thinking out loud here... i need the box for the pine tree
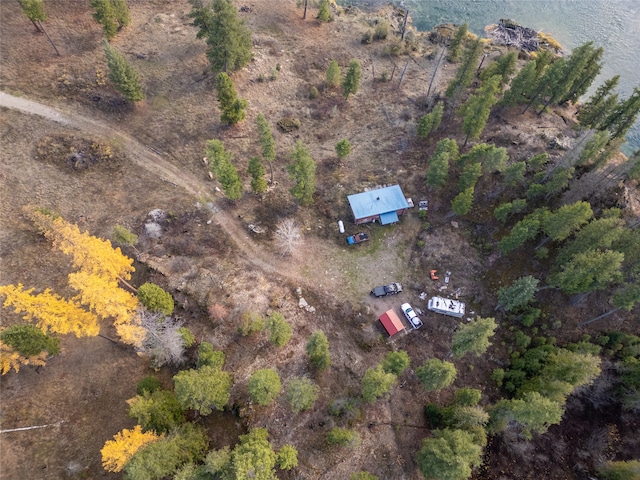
[415,429,482,480]
[101,425,161,473]
[416,359,457,392]
[480,51,517,87]
[326,59,341,88]
[426,138,458,189]
[445,37,483,98]
[248,156,267,194]
[577,75,620,128]
[17,0,46,31]
[522,57,567,114]
[0,284,99,337]
[500,60,537,108]
[215,72,247,125]
[232,428,278,479]
[335,139,351,159]
[306,330,331,370]
[451,187,475,216]
[103,40,144,102]
[488,392,563,440]
[459,75,501,146]
[203,0,252,73]
[277,445,298,470]
[216,155,243,200]
[503,161,526,186]
[560,43,604,105]
[498,212,542,255]
[173,366,232,415]
[447,23,468,62]
[188,0,214,39]
[549,249,624,294]
[361,365,397,403]
[288,141,316,206]
[417,103,444,139]
[91,0,118,40]
[317,0,331,22]
[137,283,174,315]
[256,114,276,182]
[111,0,131,29]
[0,325,59,375]
[600,87,640,139]
[538,201,593,247]
[285,377,319,413]
[265,312,292,347]
[451,317,497,358]
[458,143,507,173]
[381,350,411,376]
[497,276,539,312]
[248,368,282,406]
[342,59,361,99]
[127,389,186,434]
[205,139,232,176]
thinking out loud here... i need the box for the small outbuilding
[348,185,411,225]
[379,309,406,337]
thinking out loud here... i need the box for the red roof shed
[379,309,405,337]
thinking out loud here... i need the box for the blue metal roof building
[347,185,410,225]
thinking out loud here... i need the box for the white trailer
[427,296,465,318]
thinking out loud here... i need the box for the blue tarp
[379,211,399,225]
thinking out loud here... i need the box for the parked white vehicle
[427,296,465,318]
[401,303,423,329]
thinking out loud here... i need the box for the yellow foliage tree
[0,284,99,337]
[0,341,47,375]
[101,425,161,473]
[68,271,144,346]
[27,208,135,282]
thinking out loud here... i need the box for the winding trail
[0,91,317,289]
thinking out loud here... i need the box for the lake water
[338,0,640,154]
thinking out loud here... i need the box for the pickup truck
[346,232,369,245]
[371,282,403,297]
[401,302,423,329]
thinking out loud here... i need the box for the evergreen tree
[381,350,410,375]
[559,42,604,105]
[416,359,457,392]
[538,201,593,246]
[111,0,131,29]
[522,57,567,114]
[17,0,46,31]
[335,139,351,159]
[248,156,267,194]
[306,330,331,370]
[577,75,620,128]
[361,365,397,403]
[451,317,497,358]
[0,324,59,358]
[188,0,214,39]
[231,428,277,480]
[342,59,361,99]
[549,249,624,294]
[202,0,252,72]
[216,155,243,201]
[445,37,483,98]
[458,143,508,173]
[91,0,118,40]
[577,130,611,166]
[325,59,341,88]
[426,138,458,189]
[205,139,232,174]
[418,103,444,138]
[327,427,360,448]
[317,0,330,22]
[137,282,174,315]
[447,23,468,62]
[459,75,501,146]
[256,114,276,183]
[488,392,563,440]
[498,212,542,255]
[597,460,640,480]
[265,312,292,347]
[415,429,483,480]
[288,141,316,206]
[503,161,527,186]
[556,216,625,267]
[103,40,144,102]
[480,51,517,87]
[248,368,282,406]
[533,50,554,79]
[277,445,298,470]
[285,377,319,413]
[127,389,186,434]
[497,276,539,312]
[600,87,640,139]
[215,72,247,125]
[173,366,232,415]
[451,187,474,216]
[500,60,537,108]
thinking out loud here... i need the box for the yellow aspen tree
[0,341,47,375]
[67,271,144,346]
[101,425,161,473]
[0,284,99,337]
[27,208,134,282]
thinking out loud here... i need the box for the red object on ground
[430,270,439,280]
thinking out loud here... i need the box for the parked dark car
[371,283,403,297]
[346,232,369,245]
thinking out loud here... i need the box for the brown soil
[0,1,637,480]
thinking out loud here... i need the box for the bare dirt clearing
[1,1,638,479]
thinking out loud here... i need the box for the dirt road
[0,91,317,288]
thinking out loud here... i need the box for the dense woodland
[1,1,639,480]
